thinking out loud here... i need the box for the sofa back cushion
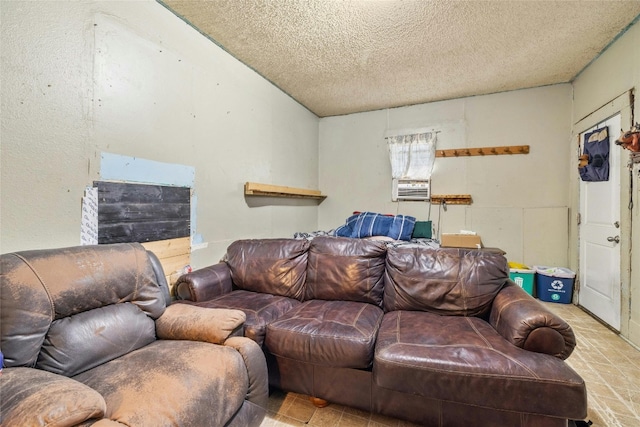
[226,239,310,300]
[306,236,387,305]
[0,243,165,374]
[39,303,156,376]
[383,247,508,316]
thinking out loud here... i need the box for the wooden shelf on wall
[430,194,473,205]
[244,182,327,201]
[436,145,529,158]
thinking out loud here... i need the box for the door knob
[607,235,620,244]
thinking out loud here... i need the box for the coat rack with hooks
[430,194,473,205]
[436,145,529,158]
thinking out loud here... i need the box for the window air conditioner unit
[392,178,431,201]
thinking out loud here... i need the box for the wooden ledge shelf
[244,182,327,201]
[436,145,529,157]
[430,194,473,205]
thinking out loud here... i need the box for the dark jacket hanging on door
[579,127,610,182]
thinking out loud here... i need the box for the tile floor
[547,302,640,427]
[259,302,640,426]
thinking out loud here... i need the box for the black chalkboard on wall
[95,181,190,244]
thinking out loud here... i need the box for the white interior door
[578,114,621,330]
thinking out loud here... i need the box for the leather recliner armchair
[0,243,268,427]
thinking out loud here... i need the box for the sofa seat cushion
[266,299,383,369]
[73,340,249,427]
[183,290,301,347]
[374,311,587,419]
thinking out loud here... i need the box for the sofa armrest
[156,303,245,344]
[489,282,576,359]
[224,336,269,409]
[175,263,233,302]
[0,367,106,427]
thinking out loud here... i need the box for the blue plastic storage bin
[534,266,575,304]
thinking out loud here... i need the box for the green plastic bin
[509,268,535,296]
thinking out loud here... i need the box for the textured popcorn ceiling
[160,1,640,117]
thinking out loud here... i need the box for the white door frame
[572,90,633,336]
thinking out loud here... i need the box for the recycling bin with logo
[534,266,575,304]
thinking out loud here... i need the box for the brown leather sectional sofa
[176,236,588,427]
[0,243,268,427]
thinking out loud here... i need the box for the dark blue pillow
[388,215,416,241]
[335,214,358,237]
[350,212,393,238]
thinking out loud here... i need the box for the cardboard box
[440,233,483,249]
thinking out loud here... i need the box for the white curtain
[387,132,437,179]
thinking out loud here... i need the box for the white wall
[0,1,319,266]
[319,85,573,267]
[2,0,634,288]
[571,19,640,345]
